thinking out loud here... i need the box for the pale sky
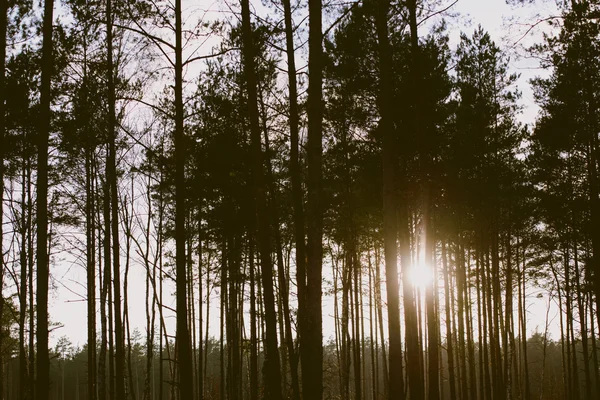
[47,0,563,349]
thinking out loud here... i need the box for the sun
[408,261,433,289]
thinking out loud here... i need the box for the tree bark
[105,0,126,397]
[36,0,54,394]
[19,158,28,400]
[0,0,7,392]
[173,0,195,396]
[239,0,284,398]
[304,0,324,396]
[260,93,301,400]
[85,105,97,400]
[280,1,308,396]
[442,241,456,400]
[373,0,405,398]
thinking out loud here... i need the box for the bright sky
[48,0,563,348]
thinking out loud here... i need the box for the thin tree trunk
[374,246,388,398]
[197,218,203,400]
[0,0,7,392]
[574,242,592,398]
[86,137,97,400]
[505,235,515,400]
[99,172,108,400]
[589,291,599,398]
[260,97,301,400]
[249,234,258,400]
[341,251,351,399]
[455,234,468,400]
[368,251,377,400]
[123,190,136,400]
[518,239,530,400]
[280,0,308,396]
[464,250,477,400]
[105,0,125,397]
[143,167,156,400]
[82,28,97,400]
[476,243,486,400]
[352,250,362,400]
[203,249,210,398]
[220,245,226,400]
[333,250,343,396]
[27,155,35,400]
[158,145,165,400]
[20,160,28,400]
[227,232,241,400]
[442,241,456,400]
[108,207,115,400]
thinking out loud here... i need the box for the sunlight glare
[408,261,433,289]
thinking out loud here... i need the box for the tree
[173,0,195,395]
[36,0,55,395]
[303,0,324,395]
[373,0,405,398]
[239,0,284,399]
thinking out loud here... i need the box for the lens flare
[408,261,433,289]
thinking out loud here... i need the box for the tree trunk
[407,1,439,397]
[239,0,284,397]
[27,157,35,400]
[106,0,126,393]
[173,0,195,395]
[249,234,258,400]
[373,0,405,398]
[260,95,301,400]
[304,0,324,396]
[99,173,109,400]
[197,220,203,400]
[19,157,28,400]
[157,147,165,400]
[442,241,456,400]
[0,0,7,392]
[374,245,388,398]
[86,122,97,400]
[36,0,54,394]
[281,0,308,395]
[454,234,472,399]
[401,206,424,400]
